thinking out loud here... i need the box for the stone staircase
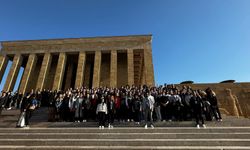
[0,107,250,149]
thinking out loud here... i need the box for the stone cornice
[1,35,152,55]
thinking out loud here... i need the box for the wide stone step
[1,127,250,133]
[0,139,250,146]
[2,108,250,128]
[0,146,250,150]
[0,132,249,139]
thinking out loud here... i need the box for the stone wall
[176,82,250,118]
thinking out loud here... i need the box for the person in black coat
[107,95,115,128]
[0,92,8,115]
[206,88,222,121]
[20,92,37,127]
[5,91,13,110]
[61,93,70,122]
[16,92,23,109]
[198,90,212,121]
[160,90,169,121]
[48,90,56,122]
[190,90,206,128]
[132,94,142,124]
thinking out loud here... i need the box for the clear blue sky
[0,0,250,91]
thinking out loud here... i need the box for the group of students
[0,90,38,128]
[0,84,222,129]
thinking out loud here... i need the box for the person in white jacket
[143,92,155,129]
[96,96,108,129]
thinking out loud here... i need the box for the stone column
[127,49,134,86]
[36,53,52,91]
[143,44,155,86]
[3,54,23,92]
[64,62,74,90]
[19,54,37,94]
[75,52,86,89]
[110,50,117,88]
[92,51,101,88]
[0,55,9,83]
[52,53,67,91]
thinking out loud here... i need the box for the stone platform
[0,108,250,149]
[1,107,250,128]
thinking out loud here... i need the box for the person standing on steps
[132,94,142,124]
[107,94,115,128]
[0,92,8,115]
[190,90,206,129]
[96,96,108,129]
[20,92,37,128]
[143,92,155,129]
[206,88,222,121]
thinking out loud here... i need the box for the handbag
[29,105,36,110]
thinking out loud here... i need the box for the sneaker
[99,126,102,129]
[202,124,206,128]
[108,124,111,129]
[101,126,104,129]
[144,125,148,129]
[151,125,154,129]
[24,125,30,129]
[196,125,200,129]
[7,107,11,110]
[111,125,113,129]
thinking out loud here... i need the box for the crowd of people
[0,84,222,129]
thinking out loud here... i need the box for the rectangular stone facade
[0,35,155,92]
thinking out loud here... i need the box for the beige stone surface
[100,53,110,87]
[110,50,117,88]
[75,52,86,89]
[64,62,74,90]
[117,53,128,87]
[133,50,143,86]
[52,53,67,91]
[92,51,101,88]
[44,55,57,90]
[83,57,92,88]
[3,54,22,92]
[143,44,155,86]
[1,35,152,55]
[0,55,9,83]
[19,54,37,94]
[0,35,155,88]
[36,53,52,91]
[27,57,42,92]
[127,49,134,86]
[176,82,250,118]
